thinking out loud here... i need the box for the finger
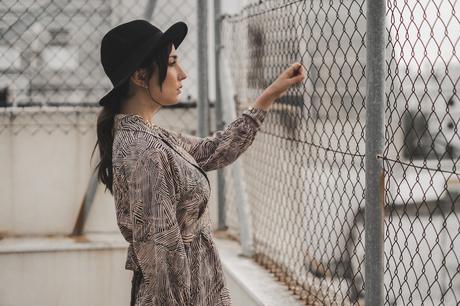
[287,65,304,80]
[282,63,297,76]
[289,70,305,84]
[291,62,302,70]
[287,63,303,77]
[293,66,304,78]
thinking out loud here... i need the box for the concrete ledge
[0,233,128,254]
[214,237,304,306]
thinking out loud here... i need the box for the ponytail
[91,84,126,194]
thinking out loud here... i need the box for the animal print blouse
[112,106,267,305]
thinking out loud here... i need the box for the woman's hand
[254,62,305,111]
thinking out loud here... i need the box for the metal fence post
[197,0,209,137]
[72,168,99,236]
[365,0,385,305]
[219,41,254,257]
[143,0,158,20]
[233,163,254,257]
[213,0,227,230]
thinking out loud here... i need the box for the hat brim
[158,21,188,50]
[99,21,188,107]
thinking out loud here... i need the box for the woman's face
[147,45,187,105]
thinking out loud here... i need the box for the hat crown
[100,20,163,86]
[98,20,188,106]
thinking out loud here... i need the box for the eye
[169,61,177,66]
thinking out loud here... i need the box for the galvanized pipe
[365,0,386,304]
[143,0,158,20]
[72,170,98,236]
[213,0,227,230]
[219,50,254,256]
[233,163,254,257]
[197,0,209,137]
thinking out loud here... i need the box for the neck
[120,92,163,124]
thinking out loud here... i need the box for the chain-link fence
[384,0,460,304]
[219,0,459,305]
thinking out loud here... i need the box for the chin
[172,97,181,104]
[163,98,178,106]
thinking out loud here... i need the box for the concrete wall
[0,106,220,237]
[0,108,104,236]
[0,234,131,306]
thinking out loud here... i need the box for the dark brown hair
[91,42,173,194]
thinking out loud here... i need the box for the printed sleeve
[128,149,190,305]
[168,106,268,171]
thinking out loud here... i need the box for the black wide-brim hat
[99,20,188,106]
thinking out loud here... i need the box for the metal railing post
[365,0,385,304]
[214,0,227,230]
[197,0,209,137]
[72,169,99,236]
[233,163,253,257]
[143,0,158,20]
[219,43,254,257]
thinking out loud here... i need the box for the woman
[94,20,305,306]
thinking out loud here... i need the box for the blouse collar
[113,113,203,171]
[114,113,162,132]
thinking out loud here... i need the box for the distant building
[0,0,113,105]
[0,0,199,106]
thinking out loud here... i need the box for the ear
[130,69,148,88]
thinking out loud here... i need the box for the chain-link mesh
[221,0,459,305]
[0,0,201,134]
[222,1,367,304]
[384,0,460,304]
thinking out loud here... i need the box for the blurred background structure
[1,0,459,305]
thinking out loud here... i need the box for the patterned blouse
[112,106,267,306]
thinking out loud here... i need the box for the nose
[177,63,187,81]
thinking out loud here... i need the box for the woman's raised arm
[166,62,305,171]
[166,106,267,171]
